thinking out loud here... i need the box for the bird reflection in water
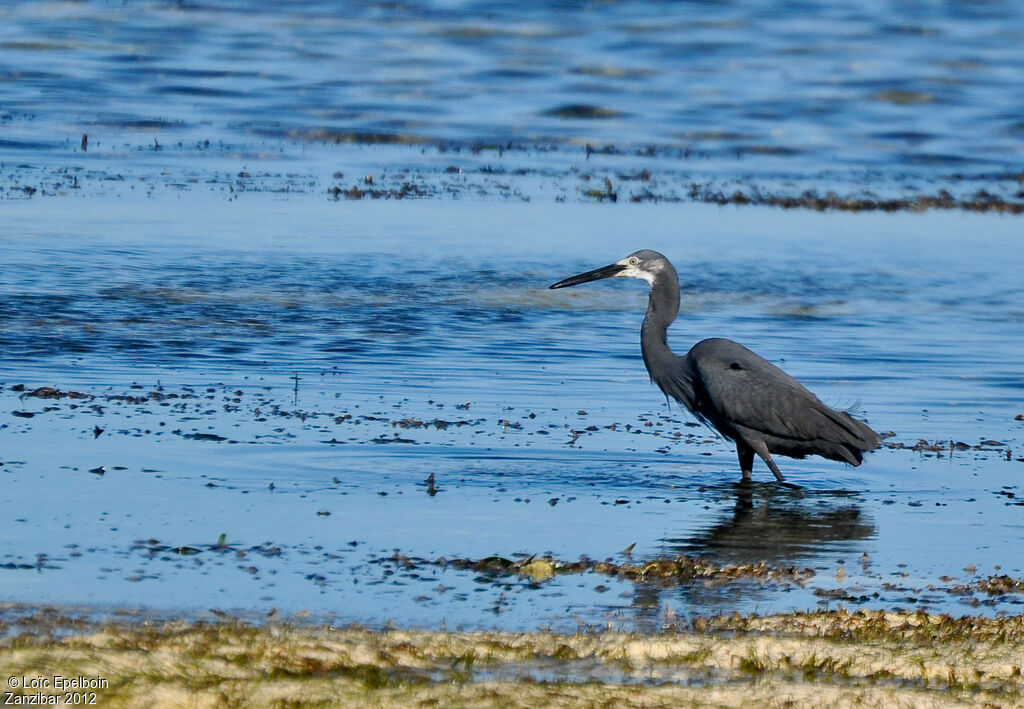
[626,484,875,622]
[669,484,874,566]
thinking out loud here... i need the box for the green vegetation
[1,607,1021,708]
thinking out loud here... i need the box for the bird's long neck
[640,268,680,366]
[640,266,697,410]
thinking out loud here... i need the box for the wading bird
[549,249,880,483]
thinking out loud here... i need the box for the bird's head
[549,249,671,289]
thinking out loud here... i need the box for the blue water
[0,2,1022,630]
[2,197,1023,629]
[1,0,1022,202]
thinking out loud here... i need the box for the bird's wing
[687,340,871,446]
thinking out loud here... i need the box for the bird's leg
[750,441,786,483]
[736,443,754,482]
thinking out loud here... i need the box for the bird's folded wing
[691,354,870,446]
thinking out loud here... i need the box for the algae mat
[2,608,1021,708]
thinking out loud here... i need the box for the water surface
[1,198,1022,629]
[1,1,1022,203]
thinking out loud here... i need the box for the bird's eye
[628,257,639,266]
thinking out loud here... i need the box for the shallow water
[2,1,1022,629]
[2,1,1023,203]
[2,197,1023,629]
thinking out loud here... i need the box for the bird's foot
[774,480,805,494]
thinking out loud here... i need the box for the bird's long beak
[549,262,626,289]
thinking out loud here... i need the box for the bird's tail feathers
[807,440,860,466]
[820,406,881,452]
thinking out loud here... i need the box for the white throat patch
[617,261,659,286]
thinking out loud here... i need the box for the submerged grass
[1,608,1021,708]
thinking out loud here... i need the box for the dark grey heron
[549,249,880,483]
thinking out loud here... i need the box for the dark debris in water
[380,551,815,587]
[131,537,283,559]
[682,185,1024,214]
[328,182,431,200]
[948,575,1024,598]
[18,386,91,400]
[4,152,1023,213]
[883,436,1018,460]
[4,378,1024,621]
[179,432,228,442]
[4,382,1018,469]
[392,417,482,430]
